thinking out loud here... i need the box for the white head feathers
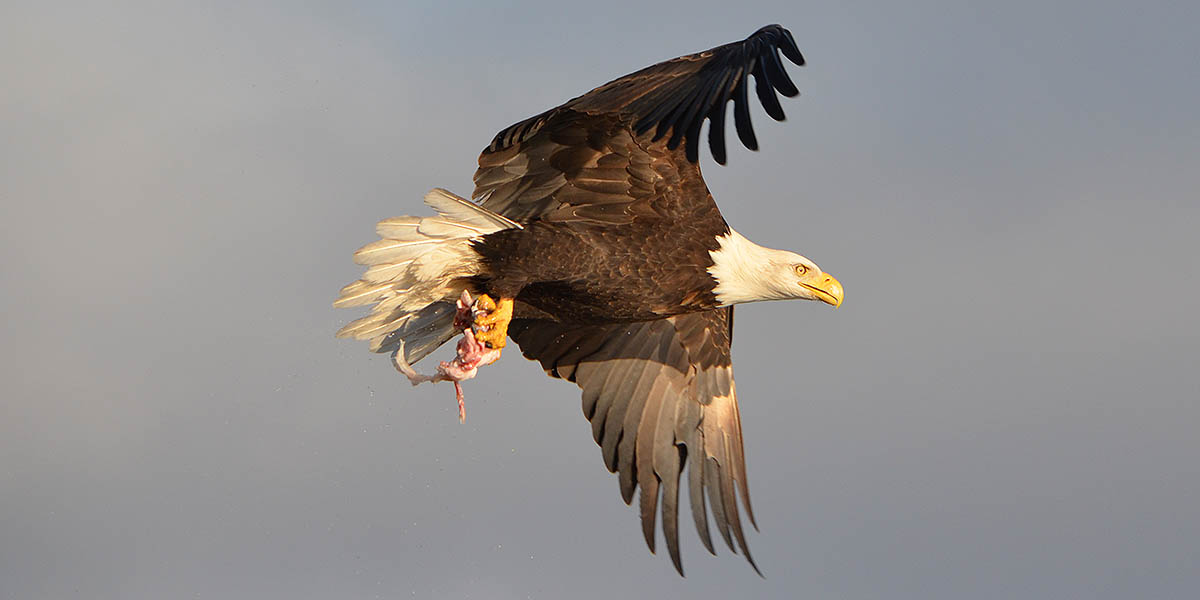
[707,228,842,307]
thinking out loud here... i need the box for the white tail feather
[335,189,517,360]
[333,280,394,308]
[353,238,445,266]
[423,188,521,231]
[362,261,413,284]
[375,217,421,238]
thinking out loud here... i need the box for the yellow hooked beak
[802,272,843,308]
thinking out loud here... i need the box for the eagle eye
[794,264,809,276]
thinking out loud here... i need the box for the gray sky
[3,1,1199,598]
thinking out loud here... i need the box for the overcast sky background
[3,1,1199,598]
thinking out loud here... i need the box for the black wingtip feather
[707,101,728,165]
[764,48,800,97]
[753,62,787,121]
[732,79,757,151]
[778,28,806,65]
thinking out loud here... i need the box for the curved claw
[471,294,513,350]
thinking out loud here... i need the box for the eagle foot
[388,290,502,423]
[470,294,513,350]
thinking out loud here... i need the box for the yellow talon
[472,295,513,350]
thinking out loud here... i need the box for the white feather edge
[423,188,521,231]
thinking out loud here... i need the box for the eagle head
[708,229,843,308]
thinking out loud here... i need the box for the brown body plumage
[470,116,729,323]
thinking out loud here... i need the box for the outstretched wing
[472,24,805,224]
[509,308,759,575]
[487,24,804,165]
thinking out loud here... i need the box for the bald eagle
[335,24,843,575]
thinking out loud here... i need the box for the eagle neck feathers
[706,228,800,306]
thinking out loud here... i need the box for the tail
[334,188,519,364]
